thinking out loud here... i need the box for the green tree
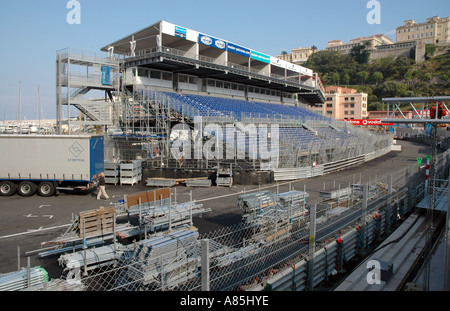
[356,70,369,85]
[331,72,340,85]
[351,44,370,64]
[374,81,408,98]
[342,73,350,85]
[372,71,384,85]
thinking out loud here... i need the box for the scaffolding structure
[56,48,121,134]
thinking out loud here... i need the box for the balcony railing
[124,46,322,91]
[57,48,121,66]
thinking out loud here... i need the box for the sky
[0,0,448,121]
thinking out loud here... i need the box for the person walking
[97,172,110,200]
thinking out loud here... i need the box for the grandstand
[56,20,393,181]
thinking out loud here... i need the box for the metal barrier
[274,145,393,181]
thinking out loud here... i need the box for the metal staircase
[56,48,120,133]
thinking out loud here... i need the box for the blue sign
[227,42,250,58]
[101,66,112,86]
[175,26,187,39]
[199,33,227,50]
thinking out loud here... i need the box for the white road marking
[27,227,43,232]
[0,224,71,240]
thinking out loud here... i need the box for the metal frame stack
[216,168,233,187]
[58,244,122,273]
[0,267,48,291]
[120,160,142,186]
[104,160,120,185]
[142,202,210,232]
[237,191,277,214]
[125,226,200,288]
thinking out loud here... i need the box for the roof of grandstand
[102,21,325,104]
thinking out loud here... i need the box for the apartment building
[312,86,368,119]
[325,34,394,54]
[396,16,450,45]
[276,46,314,64]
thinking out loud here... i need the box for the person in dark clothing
[97,172,110,200]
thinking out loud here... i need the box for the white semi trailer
[0,135,104,197]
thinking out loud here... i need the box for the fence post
[201,239,210,291]
[17,246,20,271]
[359,184,368,256]
[306,204,316,291]
[83,218,88,276]
[407,165,414,213]
[386,175,392,234]
[26,257,31,288]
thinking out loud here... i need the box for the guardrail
[274,146,393,181]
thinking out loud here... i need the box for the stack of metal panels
[143,202,211,231]
[126,227,199,286]
[0,267,48,291]
[58,244,123,271]
[145,179,176,187]
[319,187,352,200]
[104,161,120,185]
[278,190,309,206]
[243,203,307,225]
[237,190,277,213]
[126,198,171,216]
[185,179,211,187]
[216,169,233,187]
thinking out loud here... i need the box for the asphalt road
[0,139,435,279]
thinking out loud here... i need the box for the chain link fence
[40,149,450,291]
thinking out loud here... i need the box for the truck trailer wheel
[17,181,37,197]
[38,181,55,197]
[0,181,17,196]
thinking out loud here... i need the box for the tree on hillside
[342,73,350,85]
[372,71,383,85]
[374,80,408,98]
[351,44,370,64]
[331,72,340,85]
[356,70,369,85]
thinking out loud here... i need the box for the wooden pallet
[78,206,116,239]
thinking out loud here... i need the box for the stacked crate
[120,160,142,186]
[104,160,120,185]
